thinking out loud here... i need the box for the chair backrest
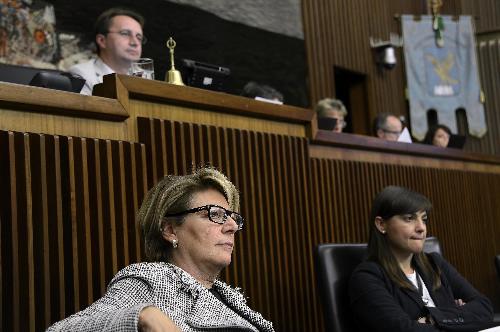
[423,236,443,256]
[315,243,367,332]
[315,237,442,332]
[495,255,500,282]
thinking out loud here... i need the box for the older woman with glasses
[47,167,274,332]
[315,98,348,133]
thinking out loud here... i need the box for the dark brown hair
[94,7,145,54]
[367,186,441,290]
[423,124,452,145]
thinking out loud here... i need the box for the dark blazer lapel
[415,262,445,307]
[401,285,425,307]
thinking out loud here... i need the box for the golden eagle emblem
[425,53,459,84]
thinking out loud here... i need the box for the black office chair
[315,237,441,332]
[423,236,443,255]
[494,255,500,324]
[495,255,500,282]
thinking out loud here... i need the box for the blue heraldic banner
[402,15,486,140]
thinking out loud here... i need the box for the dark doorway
[334,67,370,135]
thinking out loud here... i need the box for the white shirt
[68,57,114,95]
[407,271,436,307]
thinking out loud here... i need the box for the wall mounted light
[370,33,404,70]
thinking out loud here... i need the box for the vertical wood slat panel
[2,121,500,332]
[309,157,500,315]
[0,131,147,332]
[7,133,19,332]
[40,136,51,326]
[137,118,316,331]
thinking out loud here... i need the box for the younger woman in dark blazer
[349,186,494,331]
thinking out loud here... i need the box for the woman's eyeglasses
[165,204,244,230]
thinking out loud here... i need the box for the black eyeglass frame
[106,29,147,45]
[165,204,244,230]
[381,128,402,136]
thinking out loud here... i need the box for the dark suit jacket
[349,253,493,331]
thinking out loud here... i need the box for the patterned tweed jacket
[46,262,274,332]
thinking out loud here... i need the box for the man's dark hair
[241,81,284,102]
[372,112,395,136]
[94,7,145,54]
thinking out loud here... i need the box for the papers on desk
[479,326,500,332]
[255,96,283,105]
[397,127,413,143]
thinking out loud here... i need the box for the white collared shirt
[68,57,114,95]
[407,271,436,307]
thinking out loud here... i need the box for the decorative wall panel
[310,157,500,321]
[138,117,319,331]
[0,131,147,332]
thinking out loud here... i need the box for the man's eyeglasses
[107,29,147,45]
[165,204,244,230]
[382,128,402,136]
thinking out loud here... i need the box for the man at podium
[69,7,146,95]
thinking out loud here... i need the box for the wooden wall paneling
[250,131,272,317]
[359,162,373,240]
[136,118,317,331]
[52,136,66,323]
[66,137,147,329]
[267,132,287,324]
[476,39,500,155]
[90,138,106,298]
[289,135,314,330]
[461,0,500,32]
[322,159,335,242]
[309,157,500,316]
[308,158,324,331]
[302,0,500,156]
[270,132,294,328]
[231,129,250,297]
[0,130,147,331]
[279,135,300,326]
[315,159,328,242]
[297,137,320,332]
[352,161,366,241]
[333,160,346,242]
[0,213,2,330]
[222,128,241,284]
[326,158,338,242]
[12,132,28,332]
[345,161,357,240]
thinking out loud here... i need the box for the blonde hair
[315,98,348,117]
[137,167,240,262]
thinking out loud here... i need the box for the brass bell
[165,37,185,85]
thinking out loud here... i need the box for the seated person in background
[373,112,403,141]
[423,124,452,148]
[46,167,274,332]
[315,98,348,133]
[241,81,284,103]
[69,8,145,95]
[349,186,494,332]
